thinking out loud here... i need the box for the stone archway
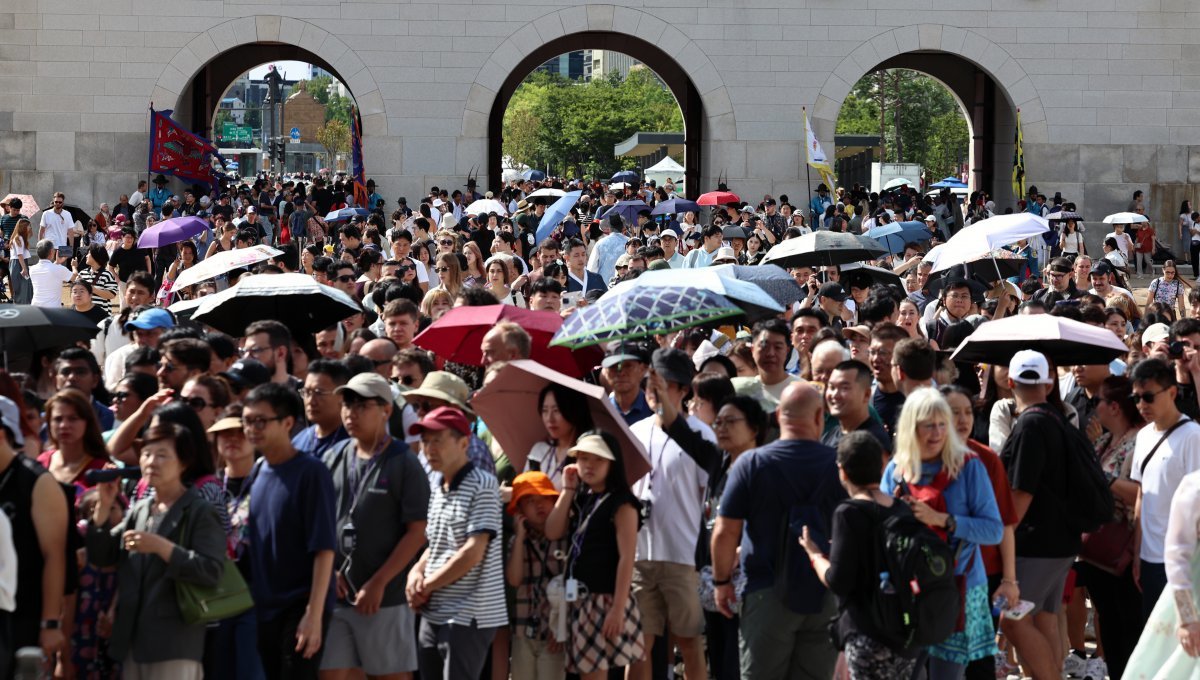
[811,24,1047,205]
[459,4,736,192]
[148,15,387,138]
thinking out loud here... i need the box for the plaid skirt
[567,593,645,674]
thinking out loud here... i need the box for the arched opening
[175,44,359,177]
[830,52,1016,205]
[487,32,703,197]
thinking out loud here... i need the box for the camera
[1169,340,1186,359]
[83,467,141,485]
[340,521,357,554]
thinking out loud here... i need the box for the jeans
[1139,560,1168,625]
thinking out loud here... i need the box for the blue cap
[124,308,175,332]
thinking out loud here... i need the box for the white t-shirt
[630,414,715,566]
[1131,417,1200,563]
[29,261,71,307]
[39,209,71,248]
[0,511,14,613]
[1104,231,1133,259]
[1060,230,1084,254]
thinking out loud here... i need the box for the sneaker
[1063,652,1088,678]
[994,651,1018,679]
[1083,656,1108,680]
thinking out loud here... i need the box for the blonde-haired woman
[431,252,465,299]
[420,287,454,322]
[483,255,525,307]
[880,387,1003,680]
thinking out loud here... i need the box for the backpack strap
[1139,417,1191,478]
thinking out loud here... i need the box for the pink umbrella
[471,360,649,484]
[1,194,39,217]
[949,314,1128,366]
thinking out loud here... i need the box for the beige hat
[206,416,243,434]
[568,433,616,461]
[335,373,394,403]
[841,325,872,341]
[403,371,473,414]
[713,246,737,264]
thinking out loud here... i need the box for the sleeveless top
[0,456,49,621]
[567,489,639,594]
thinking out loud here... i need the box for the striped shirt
[78,267,118,314]
[421,462,508,628]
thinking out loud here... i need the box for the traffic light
[267,137,280,159]
[277,138,287,170]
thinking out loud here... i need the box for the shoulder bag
[174,505,254,625]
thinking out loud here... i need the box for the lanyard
[345,437,392,515]
[644,426,671,496]
[567,492,610,577]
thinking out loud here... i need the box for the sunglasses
[183,397,211,410]
[112,391,132,402]
[1131,388,1169,405]
[434,267,449,273]
[438,239,454,246]
[335,275,356,283]
[395,375,416,386]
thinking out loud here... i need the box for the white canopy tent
[644,156,685,190]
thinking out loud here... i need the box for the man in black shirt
[312,179,335,216]
[999,349,1079,680]
[822,360,892,453]
[211,194,235,222]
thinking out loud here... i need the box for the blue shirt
[880,456,1003,589]
[292,424,349,461]
[720,438,846,602]
[587,232,628,284]
[612,391,653,427]
[247,451,338,618]
[148,187,171,213]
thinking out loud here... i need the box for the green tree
[316,119,350,167]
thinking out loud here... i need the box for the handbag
[1081,420,1188,575]
[174,506,253,625]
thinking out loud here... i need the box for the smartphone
[84,467,142,485]
[1003,600,1036,621]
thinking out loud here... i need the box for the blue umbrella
[651,198,701,216]
[535,190,583,244]
[324,207,370,223]
[608,199,651,225]
[866,221,934,254]
[931,176,967,189]
[610,170,640,185]
[521,169,546,182]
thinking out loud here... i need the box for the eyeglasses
[240,346,271,357]
[412,400,440,413]
[242,415,284,429]
[946,293,972,302]
[395,375,416,386]
[300,387,332,399]
[615,265,628,271]
[713,416,746,429]
[183,397,211,410]
[112,391,132,402]
[1131,388,1168,405]
[438,239,454,246]
[433,267,449,273]
[335,275,356,283]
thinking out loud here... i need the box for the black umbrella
[61,204,91,226]
[760,231,888,268]
[712,264,806,307]
[0,305,100,366]
[841,263,903,289]
[191,273,361,337]
[926,256,1026,288]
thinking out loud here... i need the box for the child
[545,430,644,680]
[506,471,567,679]
[73,488,125,680]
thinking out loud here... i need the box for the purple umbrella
[137,216,209,248]
[607,199,651,225]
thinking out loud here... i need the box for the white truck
[871,162,923,193]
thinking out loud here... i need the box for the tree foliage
[502,67,684,178]
[316,119,350,166]
[836,69,970,181]
[300,74,354,127]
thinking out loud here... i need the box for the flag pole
[803,107,813,225]
[147,104,154,205]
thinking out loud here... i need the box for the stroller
[1151,237,1179,264]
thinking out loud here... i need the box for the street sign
[222,122,252,143]
[289,127,301,143]
[234,126,251,143]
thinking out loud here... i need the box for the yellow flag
[1012,109,1025,198]
[804,109,836,189]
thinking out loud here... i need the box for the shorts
[1015,556,1074,615]
[631,561,704,638]
[319,603,418,674]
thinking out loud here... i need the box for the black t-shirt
[822,415,893,454]
[1000,404,1082,557]
[872,387,906,435]
[312,188,335,216]
[109,245,150,282]
[212,204,234,221]
[76,305,107,325]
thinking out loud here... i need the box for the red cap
[408,405,470,437]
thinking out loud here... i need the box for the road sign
[289,127,301,143]
[222,122,252,143]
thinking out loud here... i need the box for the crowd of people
[0,170,1196,680]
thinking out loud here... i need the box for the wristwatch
[944,515,957,536]
[40,619,60,630]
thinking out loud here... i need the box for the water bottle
[879,570,896,594]
[991,595,1008,618]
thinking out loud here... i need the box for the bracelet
[712,577,731,586]
[1001,579,1019,586]
[563,486,577,492]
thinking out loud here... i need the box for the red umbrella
[697,190,741,206]
[413,305,602,377]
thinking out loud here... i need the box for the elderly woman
[881,388,1003,680]
[86,423,226,679]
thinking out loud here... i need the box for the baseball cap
[1089,260,1114,276]
[651,347,694,386]
[647,259,671,271]
[818,282,847,302]
[207,416,243,434]
[0,396,24,446]
[1142,322,1171,347]
[841,325,872,342]
[408,405,470,437]
[602,341,650,369]
[335,373,394,404]
[506,471,560,515]
[246,205,256,214]
[124,308,175,332]
[220,358,271,392]
[1009,349,1053,385]
[568,433,616,461]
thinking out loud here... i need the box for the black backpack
[1025,405,1114,533]
[854,500,960,652]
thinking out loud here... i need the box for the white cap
[0,396,24,446]
[1009,349,1052,385]
[1142,322,1170,347]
